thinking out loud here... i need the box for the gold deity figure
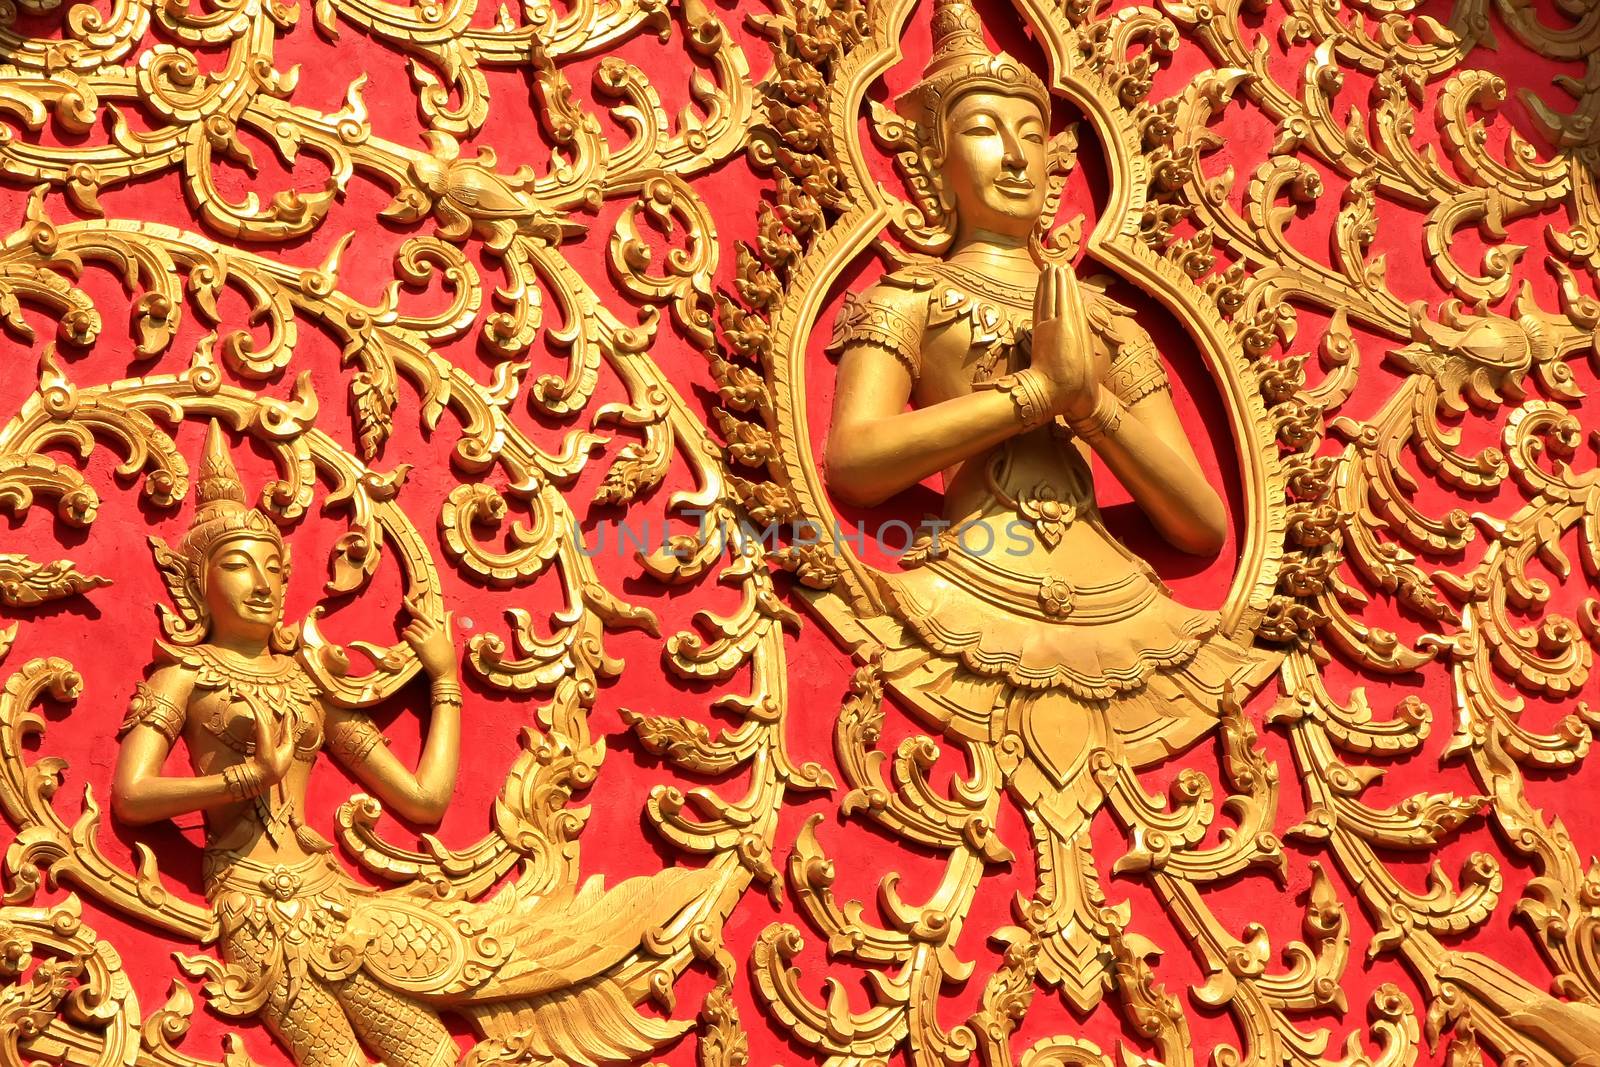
[826,0,1268,1009]
[112,422,712,1067]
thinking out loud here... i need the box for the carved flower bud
[1038,576,1074,618]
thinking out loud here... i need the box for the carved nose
[999,130,1025,167]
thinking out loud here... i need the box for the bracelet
[993,369,1055,432]
[1066,389,1124,443]
[223,761,263,801]
[431,678,463,708]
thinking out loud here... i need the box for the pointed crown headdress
[150,421,288,644]
[896,0,1050,157]
[178,420,284,564]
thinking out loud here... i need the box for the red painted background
[1,0,1595,1063]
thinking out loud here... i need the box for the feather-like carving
[147,536,205,644]
[0,555,110,607]
[464,981,692,1067]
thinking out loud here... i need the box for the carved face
[200,537,285,644]
[937,91,1047,241]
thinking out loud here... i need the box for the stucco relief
[0,0,1598,1064]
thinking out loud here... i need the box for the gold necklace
[193,644,299,681]
[927,260,1035,308]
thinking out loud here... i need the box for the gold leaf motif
[0,555,110,608]
[1,0,1598,1061]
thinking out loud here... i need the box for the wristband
[431,678,463,708]
[223,761,264,801]
[993,369,1055,432]
[1067,389,1123,443]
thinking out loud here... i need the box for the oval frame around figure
[747,0,1293,1010]
[763,0,1289,698]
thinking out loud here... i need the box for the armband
[826,291,924,381]
[119,682,185,745]
[1104,337,1169,407]
[327,716,385,765]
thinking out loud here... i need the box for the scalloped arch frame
[761,0,1287,648]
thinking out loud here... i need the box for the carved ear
[273,544,298,653]
[1033,124,1085,262]
[148,536,206,644]
[865,101,953,255]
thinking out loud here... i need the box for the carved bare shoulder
[826,272,934,381]
[1082,290,1169,407]
[118,663,197,744]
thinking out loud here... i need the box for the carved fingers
[1030,264,1099,419]
[402,594,458,681]
[251,711,295,784]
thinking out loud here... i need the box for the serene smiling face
[201,537,285,644]
[937,91,1048,241]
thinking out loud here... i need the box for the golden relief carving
[801,0,1277,1015]
[108,420,717,1067]
[0,0,1597,1063]
[711,0,1600,1063]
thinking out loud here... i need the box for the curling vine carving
[0,0,1598,1063]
